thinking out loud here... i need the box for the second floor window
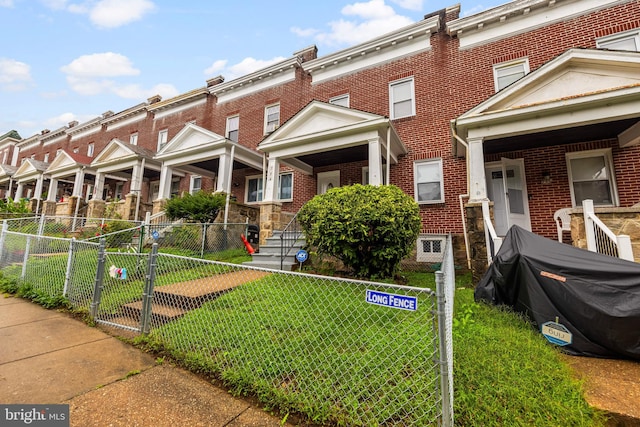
[389,77,415,119]
[130,133,138,146]
[87,143,94,157]
[329,94,350,107]
[265,104,280,134]
[493,58,529,91]
[227,115,239,142]
[597,29,640,52]
[157,129,168,150]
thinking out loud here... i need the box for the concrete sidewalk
[0,295,292,427]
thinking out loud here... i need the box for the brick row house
[1,0,639,279]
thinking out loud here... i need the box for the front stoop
[121,270,271,325]
[242,230,305,271]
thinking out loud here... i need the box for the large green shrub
[298,184,421,279]
[165,191,227,223]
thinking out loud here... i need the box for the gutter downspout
[450,119,471,270]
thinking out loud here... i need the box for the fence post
[21,235,31,280]
[63,238,76,297]
[617,235,634,261]
[90,238,107,318]
[140,243,159,334]
[435,270,453,427]
[201,223,206,258]
[37,213,46,236]
[0,220,7,266]
[582,199,597,253]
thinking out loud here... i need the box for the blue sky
[0,0,506,139]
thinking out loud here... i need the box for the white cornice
[147,88,208,117]
[208,57,301,103]
[302,17,439,83]
[102,103,148,130]
[152,97,207,121]
[67,116,102,140]
[448,0,630,49]
[41,126,67,146]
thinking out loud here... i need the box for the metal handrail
[280,212,304,270]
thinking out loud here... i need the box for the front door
[317,170,340,194]
[485,158,531,236]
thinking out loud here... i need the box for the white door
[486,158,531,236]
[317,170,340,194]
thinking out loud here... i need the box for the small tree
[165,191,227,223]
[298,184,421,279]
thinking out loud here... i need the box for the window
[87,143,94,157]
[329,94,350,107]
[278,172,293,201]
[246,172,293,203]
[416,234,446,263]
[2,150,7,164]
[264,104,280,134]
[389,77,415,119]
[226,115,239,142]
[130,133,138,146]
[157,129,168,150]
[30,154,35,159]
[43,153,49,163]
[171,178,180,197]
[114,182,124,200]
[414,159,444,204]
[190,175,202,194]
[597,29,640,52]
[493,58,529,91]
[566,149,617,207]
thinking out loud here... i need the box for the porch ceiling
[297,145,367,168]
[484,117,639,154]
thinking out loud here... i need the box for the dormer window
[493,58,529,91]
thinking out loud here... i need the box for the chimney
[294,45,318,62]
[147,94,162,104]
[41,129,50,135]
[68,120,79,128]
[102,110,114,118]
[206,75,225,87]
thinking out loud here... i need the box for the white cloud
[290,26,319,38]
[0,0,14,7]
[293,0,415,48]
[44,112,77,129]
[111,82,179,100]
[89,0,155,28]
[390,0,423,11]
[0,58,33,91]
[205,56,287,81]
[203,59,227,76]
[61,52,140,78]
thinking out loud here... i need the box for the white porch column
[157,164,173,200]
[47,178,59,202]
[368,137,383,186]
[33,174,45,200]
[14,182,24,200]
[72,168,85,197]
[129,160,144,196]
[217,151,232,193]
[93,172,105,200]
[263,156,280,202]
[6,178,13,200]
[468,136,488,202]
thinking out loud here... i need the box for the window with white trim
[226,115,239,142]
[329,94,350,107]
[389,77,415,119]
[414,159,444,204]
[87,143,94,157]
[566,149,617,207]
[493,58,529,91]
[114,182,124,200]
[264,104,280,134]
[130,133,138,146]
[416,234,446,263]
[171,178,180,197]
[72,147,79,154]
[190,175,202,194]
[245,172,293,203]
[597,29,640,52]
[43,153,49,163]
[157,129,168,150]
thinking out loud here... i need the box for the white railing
[482,200,503,264]
[583,199,634,261]
[145,210,169,225]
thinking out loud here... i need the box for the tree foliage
[165,191,227,223]
[298,184,421,279]
[0,197,30,214]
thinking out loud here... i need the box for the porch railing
[280,212,304,270]
[582,199,634,261]
[482,200,503,264]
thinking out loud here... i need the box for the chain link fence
[0,221,455,426]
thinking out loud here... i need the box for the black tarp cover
[475,225,640,360]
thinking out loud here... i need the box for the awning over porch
[154,122,264,198]
[13,158,49,201]
[258,100,407,201]
[0,164,17,198]
[452,48,640,202]
[44,150,94,201]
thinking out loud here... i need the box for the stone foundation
[87,199,106,219]
[465,201,491,285]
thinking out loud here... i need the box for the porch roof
[452,48,640,155]
[154,123,263,177]
[258,100,407,175]
[46,150,94,179]
[91,138,160,174]
[13,158,49,182]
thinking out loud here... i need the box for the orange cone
[241,234,255,254]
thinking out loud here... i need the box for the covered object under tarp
[475,225,640,360]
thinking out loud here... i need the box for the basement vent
[416,234,446,263]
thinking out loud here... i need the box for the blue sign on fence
[366,290,418,311]
[152,231,159,240]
